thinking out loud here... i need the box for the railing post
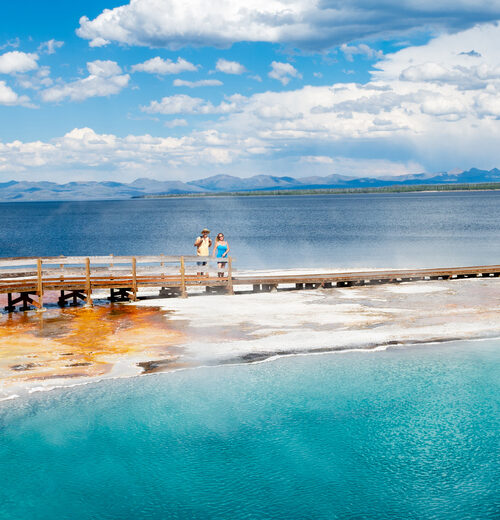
[109,253,114,286]
[85,257,93,307]
[161,254,166,283]
[59,255,64,282]
[131,257,138,301]
[36,258,45,312]
[227,257,234,295]
[180,256,187,298]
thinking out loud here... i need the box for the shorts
[197,261,207,267]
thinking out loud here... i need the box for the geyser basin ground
[2,275,500,399]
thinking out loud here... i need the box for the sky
[1,0,500,182]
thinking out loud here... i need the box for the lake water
[0,340,498,520]
[1,191,500,268]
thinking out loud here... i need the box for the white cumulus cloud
[0,51,38,74]
[131,56,198,74]
[373,22,500,88]
[41,60,130,102]
[215,58,246,74]
[268,61,302,85]
[87,60,122,77]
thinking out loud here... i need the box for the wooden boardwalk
[1,255,499,312]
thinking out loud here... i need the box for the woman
[212,233,230,277]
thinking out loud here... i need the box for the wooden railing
[0,255,235,311]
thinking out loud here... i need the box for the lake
[1,191,500,268]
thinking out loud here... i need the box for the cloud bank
[3,22,500,179]
[0,126,243,178]
[77,0,500,50]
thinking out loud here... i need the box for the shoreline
[2,334,500,406]
[137,184,500,200]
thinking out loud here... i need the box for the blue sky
[1,1,500,182]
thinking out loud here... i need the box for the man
[194,228,212,275]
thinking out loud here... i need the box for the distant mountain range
[1,168,500,202]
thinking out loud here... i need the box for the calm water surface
[1,191,499,268]
[0,340,498,519]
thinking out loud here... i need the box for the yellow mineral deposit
[0,304,185,389]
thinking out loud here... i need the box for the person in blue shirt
[212,232,230,278]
